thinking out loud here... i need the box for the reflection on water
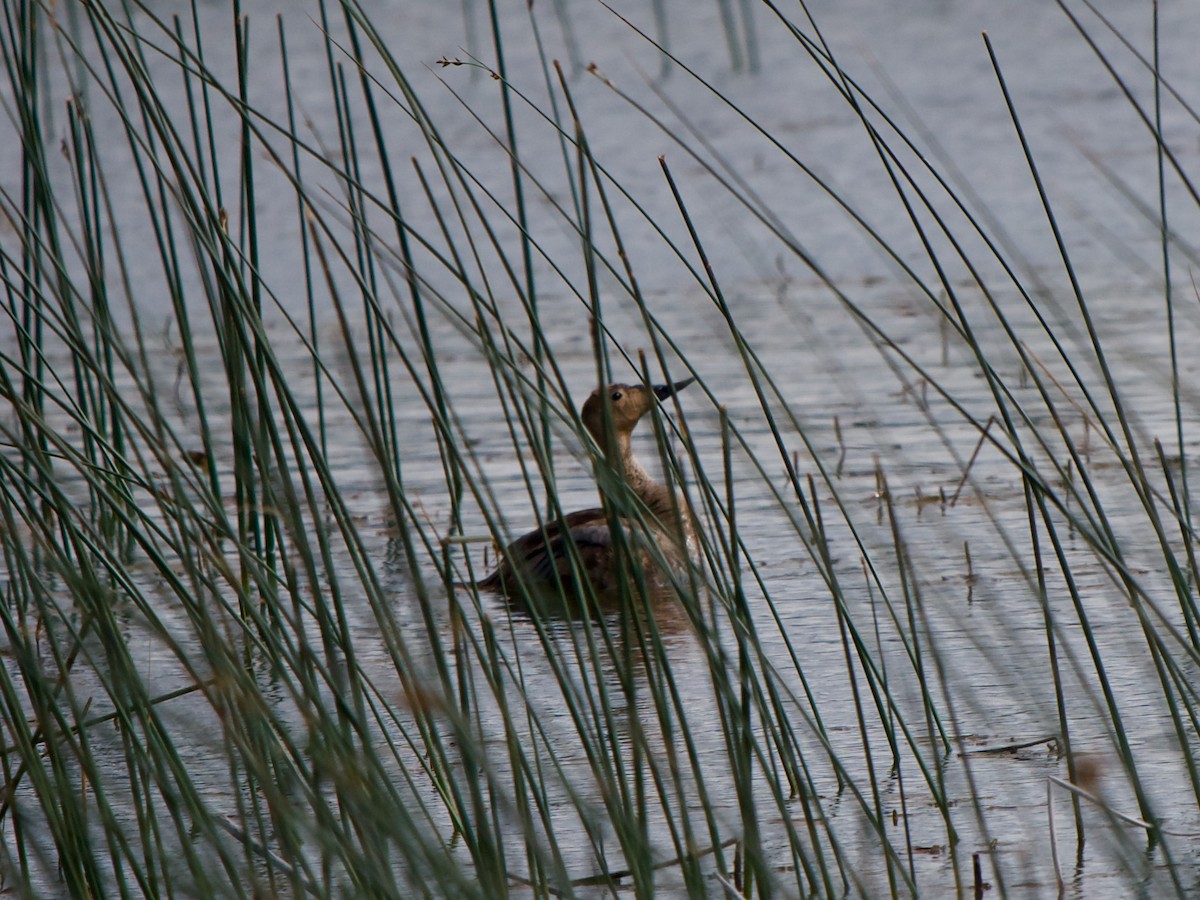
[499,579,695,635]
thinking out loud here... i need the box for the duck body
[477,378,694,598]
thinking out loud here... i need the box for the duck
[476,377,696,598]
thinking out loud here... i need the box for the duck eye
[610,391,623,401]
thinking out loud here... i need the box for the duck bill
[654,377,696,400]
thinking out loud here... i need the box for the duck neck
[614,434,682,525]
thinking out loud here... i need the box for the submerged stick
[949,416,997,507]
[507,837,740,893]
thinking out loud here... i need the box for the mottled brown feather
[477,379,694,598]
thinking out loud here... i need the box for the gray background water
[3,0,1200,895]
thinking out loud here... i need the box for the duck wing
[508,509,613,583]
[476,508,617,592]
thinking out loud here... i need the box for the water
[3,0,1200,896]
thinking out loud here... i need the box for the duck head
[581,377,694,442]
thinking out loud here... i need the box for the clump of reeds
[0,0,1197,895]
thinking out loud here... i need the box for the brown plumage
[476,378,695,598]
